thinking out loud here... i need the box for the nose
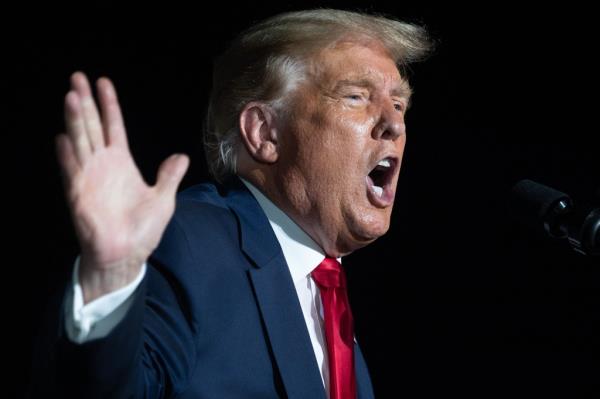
[372,98,406,141]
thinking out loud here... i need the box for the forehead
[308,42,407,92]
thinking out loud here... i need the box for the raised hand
[56,72,189,304]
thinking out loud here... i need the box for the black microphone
[511,179,599,257]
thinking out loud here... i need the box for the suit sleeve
[29,215,199,399]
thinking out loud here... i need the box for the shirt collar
[240,177,340,283]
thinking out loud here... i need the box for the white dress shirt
[64,178,340,395]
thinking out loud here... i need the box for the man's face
[270,41,410,256]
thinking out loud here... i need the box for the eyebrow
[333,78,413,103]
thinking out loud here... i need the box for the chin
[343,215,390,251]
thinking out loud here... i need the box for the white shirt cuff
[64,255,147,344]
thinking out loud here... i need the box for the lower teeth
[373,186,383,196]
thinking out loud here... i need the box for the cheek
[320,115,373,164]
[285,105,374,190]
[334,107,376,133]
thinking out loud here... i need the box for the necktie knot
[312,257,345,288]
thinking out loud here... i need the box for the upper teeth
[377,158,391,168]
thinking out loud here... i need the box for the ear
[239,102,279,164]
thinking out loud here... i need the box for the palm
[56,72,189,274]
[71,147,162,267]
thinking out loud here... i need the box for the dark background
[6,2,598,397]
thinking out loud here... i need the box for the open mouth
[366,157,397,207]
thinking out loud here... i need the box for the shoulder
[148,179,250,298]
[160,180,240,254]
[175,181,235,227]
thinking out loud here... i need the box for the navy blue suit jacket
[33,176,375,398]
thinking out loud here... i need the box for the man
[31,9,431,398]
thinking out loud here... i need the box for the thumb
[155,154,190,196]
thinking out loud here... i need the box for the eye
[345,94,364,101]
[393,102,406,112]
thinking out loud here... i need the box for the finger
[155,154,190,197]
[55,133,81,190]
[97,77,129,150]
[64,90,92,164]
[70,72,105,151]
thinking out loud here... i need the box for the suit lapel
[355,341,376,399]
[224,177,327,399]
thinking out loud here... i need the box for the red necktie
[312,257,357,399]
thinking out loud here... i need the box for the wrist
[79,255,145,304]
